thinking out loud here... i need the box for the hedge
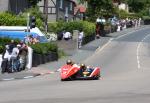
[0,12,43,28]
[30,42,58,55]
[48,21,96,36]
[0,37,58,55]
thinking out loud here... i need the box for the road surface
[0,26,150,103]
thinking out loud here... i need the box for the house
[38,0,76,22]
[0,0,28,14]
[0,0,86,22]
[72,0,87,20]
[112,0,129,12]
[56,0,76,21]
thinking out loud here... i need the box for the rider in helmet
[78,63,87,77]
[80,63,86,71]
[66,59,73,66]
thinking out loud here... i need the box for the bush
[0,8,43,28]
[143,16,150,25]
[30,42,58,54]
[48,21,96,37]
[0,45,4,54]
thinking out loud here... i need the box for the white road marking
[95,27,148,54]
[23,76,34,79]
[84,27,149,63]
[2,78,15,81]
[94,38,113,54]
[137,33,150,69]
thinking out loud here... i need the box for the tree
[86,0,114,21]
[27,0,42,7]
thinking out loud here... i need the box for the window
[59,0,63,8]
[65,7,68,17]
[70,2,73,11]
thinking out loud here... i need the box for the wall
[0,0,9,12]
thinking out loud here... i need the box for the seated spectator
[63,31,72,41]
[57,30,65,40]
[32,36,39,44]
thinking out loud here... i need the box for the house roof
[78,5,86,13]
[74,5,86,15]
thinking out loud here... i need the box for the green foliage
[18,7,44,29]
[0,45,4,54]
[0,12,26,26]
[127,0,150,16]
[30,42,58,54]
[0,37,20,54]
[142,16,150,20]
[0,7,43,28]
[48,21,95,36]
[58,49,66,58]
[128,0,145,13]
[20,7,44,20]
[0,37,19,45]
[87,0,114,21]
[27,0,42,7]
[80,21,95,36]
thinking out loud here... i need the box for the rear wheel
[94,74,100,80]
[61,79,65,81]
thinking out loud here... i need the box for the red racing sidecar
[60,64,101,81]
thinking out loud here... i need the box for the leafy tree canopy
[27,0,42,7]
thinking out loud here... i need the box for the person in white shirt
[1,45,12,73]
[63,31,71,40]
[3,45,11,61]
[10,44,21,72]
[78,30,84,48]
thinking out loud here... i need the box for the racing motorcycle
[60,64,100,81]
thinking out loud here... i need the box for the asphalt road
[1,26,150,103]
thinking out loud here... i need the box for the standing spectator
[138,18,141,27]
[10,44,20,72]
[1,45,11,73]
[9,40,16,53]
[78,29,84,49]
[18,44,28,71]
[96,23,100,38]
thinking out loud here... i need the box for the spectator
[10,44,20,72]
[9,40,16,53]
[96,23,100,38]
[18,44,28,71]
[78,29,84,48]
[57,30,65,40]
[1,45,11,73]
[63,31,72,41]
[32,36,39,44]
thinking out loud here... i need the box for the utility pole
[44,0,48,33]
